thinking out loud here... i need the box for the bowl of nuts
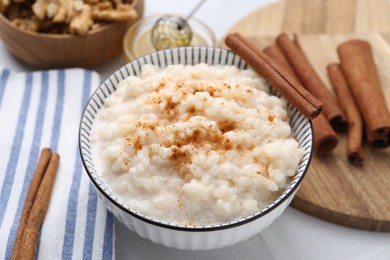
[0,0,144,68]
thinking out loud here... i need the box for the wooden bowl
[0,0,144,69]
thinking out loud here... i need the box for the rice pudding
[91,63,304,226]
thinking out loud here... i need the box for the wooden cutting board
[222,0,390,231]
[223,0,390,38]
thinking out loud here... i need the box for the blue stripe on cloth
[0,69,10,110]
[61,71,92,260]
[82,185,98,260]
[5,71,49,258]
[102,212,114,260]
[81,71,99,260]
[0,73,33,228]
[51,70,65,151]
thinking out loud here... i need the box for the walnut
[1,0,138,35]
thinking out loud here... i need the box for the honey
[123,15,216,61]
[133,29,208,58]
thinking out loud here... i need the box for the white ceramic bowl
[79,46,313,250]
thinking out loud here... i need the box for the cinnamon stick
[276,33,346,129]
[225,32,322,119]
[18,153,60,260]
[327,64,365,162]
[264,43,338,155]
[312,115,339,155]
[11,148,52,260]
[366,128,389,148]
[264,44,301,83]
[337,39,390,148]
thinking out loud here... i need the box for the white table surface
[1,0,390,259]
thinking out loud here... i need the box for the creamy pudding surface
[91,63,304,226]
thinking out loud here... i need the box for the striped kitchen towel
[0,67,114,260]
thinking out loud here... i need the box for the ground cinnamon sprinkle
[186,105,196,114]
[188,129,202,143]
[166,125,227,151]
[160,117,242,179]
[156,80,166,92]
[170,146,191,162]
[134,139,142,150]
[135,121,156,131]
[218,120,237,133]
[125,136,143,150]
[165,96,179,111]
[195,86,218,97]
[169,147,192,180]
